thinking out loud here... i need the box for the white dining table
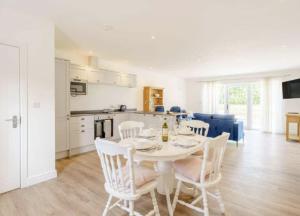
[118,133,208,216]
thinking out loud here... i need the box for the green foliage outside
[218,84,260,105]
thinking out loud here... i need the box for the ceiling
[2,0,300,78]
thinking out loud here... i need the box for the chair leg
[103,195,112,216]
[150,190,160,216]
[172,180,182,211]
[201,187,209,216]
[129,201,134,216]
[164,183,173,216]
[215,188,225,214]
[123,200,128,208]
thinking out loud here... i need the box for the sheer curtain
[261,77,284,133]
[201,81,219,114]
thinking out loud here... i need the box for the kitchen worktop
[70,109,186,117]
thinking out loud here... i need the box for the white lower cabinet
[59,112,176,159]
[129,113,176,129]
[70,128,94,149]
[113,113,130,140]
[69,115,95,156]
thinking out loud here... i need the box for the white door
[55,59,70,154]
[0,43,21,193]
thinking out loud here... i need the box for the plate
[123,138,156,150]
[170,137,198,147]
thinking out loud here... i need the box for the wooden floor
[1,131,300,216]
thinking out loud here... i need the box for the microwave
[70,80,87,96]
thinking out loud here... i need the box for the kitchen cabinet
[70,64,88,80]
[86,67,137,88]
[87,69,104,84]
[70,115,94,149]
[129,113,176,129]
[55,59,70,155]
[101,69,119,85]
[112,113,130,140]
[118,73,137,88]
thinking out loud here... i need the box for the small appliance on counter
[119,105,127,112]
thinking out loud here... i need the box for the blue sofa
[192,113,244,146]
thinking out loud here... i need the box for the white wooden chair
[172,132,230,216]
[180,120,209,136]
[95,138,160,216]
[119,121,145,140]
[180,120,209,156]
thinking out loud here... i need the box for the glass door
[227,84,248,127]
[216,82,262,130]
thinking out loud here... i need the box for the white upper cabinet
[101,69,120,85]
[87,69,105,84]
[70,62,136,88]
[118,73,137,88]
[70,64,88,80]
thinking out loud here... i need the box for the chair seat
[122,164,158,188]
[193,150,203,156]
[173,157,212,182]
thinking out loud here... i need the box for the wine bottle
[162,117,169,142]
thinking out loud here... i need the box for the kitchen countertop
[70,109,186,117]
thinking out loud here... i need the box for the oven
[94,115,114,139]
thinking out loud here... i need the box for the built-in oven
[94,115,114,139]
[70,79,87,96]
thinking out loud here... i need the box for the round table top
[118,134,208,162]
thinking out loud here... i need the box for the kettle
[119,105,127,112]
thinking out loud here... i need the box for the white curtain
[261,77,284,133]
[201,81,219,114]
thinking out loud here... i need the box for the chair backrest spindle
[180,120,209,136]
[200,132,229,184]
[119,121,144,140]
[95,138,137,195]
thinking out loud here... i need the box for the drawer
[70,115,94,130]
[70,128,94,149]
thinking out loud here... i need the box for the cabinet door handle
[81,118,85,120]
[81,125,85,127]
[81,130,85,133]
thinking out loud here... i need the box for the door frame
[0,40,28,189]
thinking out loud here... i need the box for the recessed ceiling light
[151,36,156,40]
[103,24,114,31]
[149,67,153,69]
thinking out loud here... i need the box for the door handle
[5,115,18,128]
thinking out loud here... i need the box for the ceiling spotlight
[151,36,156,40]
[103,24,114,31]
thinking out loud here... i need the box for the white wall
[185,80,204,113]
[56,48,186,111]
[0,8,56,186]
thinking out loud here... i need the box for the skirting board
[69,144,96,157]
[23,170,57,188]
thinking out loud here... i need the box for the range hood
[88,56,98,68]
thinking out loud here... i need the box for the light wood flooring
[1,131,300,216]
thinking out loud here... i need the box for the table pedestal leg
[156,161,174,216]
[156,161,174,195]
